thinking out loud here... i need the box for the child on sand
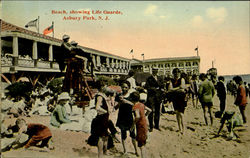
[50,92,72,128]
[130,91,152,158]
[11,118,54,150]
[216,111,243,140]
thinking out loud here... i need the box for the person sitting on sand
[50,92,71,128]
[1,114,26,152]
[215,111,243,140]
[10,118,54,150]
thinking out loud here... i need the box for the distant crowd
[1,68,249,158]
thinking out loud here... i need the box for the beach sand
[2,94,250,158]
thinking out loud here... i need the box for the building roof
[143,56,200,63]
[130,58,143,64]
[131,56,200,66]
[1,19,62,43]
[1,19,201,62]
[0,19,129,60]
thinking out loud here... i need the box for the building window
[165,63,170,67]
[186,62,191,66]
[193,62,198,66]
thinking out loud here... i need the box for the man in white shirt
[127,70,137,90]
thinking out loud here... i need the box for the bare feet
[83,69,90,73]
[135,152,139,157]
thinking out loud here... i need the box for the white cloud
[144,4,158,15]
[159,15,166,19]
[206,7,228,23]
[192,15,204,27]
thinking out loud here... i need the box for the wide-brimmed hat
[58,92,70,101]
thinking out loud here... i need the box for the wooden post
[12,36,19,66]
[1,74,11,84]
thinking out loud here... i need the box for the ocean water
[223,74,250,84]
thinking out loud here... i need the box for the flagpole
[195,46,199,56]
[37,16,40,33]
[141,53,145,72]
[130,49,134,59]
[197,46,199,56]
[196,46,199,56]
[52,21,54,38]
[141,53,144,61]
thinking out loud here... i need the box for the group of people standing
[86,67,248,158]
[143,67,190,134]
[87,78,151,158]
[135,67,248,137]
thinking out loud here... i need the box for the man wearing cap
[57,34,72,72]
[71,41,98,72]
[56,35,75,93]
[67,41,89,95]
[71,41,88,69]
[145,68,163,132]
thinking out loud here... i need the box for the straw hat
[58,92,70,101]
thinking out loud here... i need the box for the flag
[130,49,133,54]
[25,19,38,28]
[43,24,53,35]
[141,53,144,56]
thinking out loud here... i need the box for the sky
[1,1,249,75]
